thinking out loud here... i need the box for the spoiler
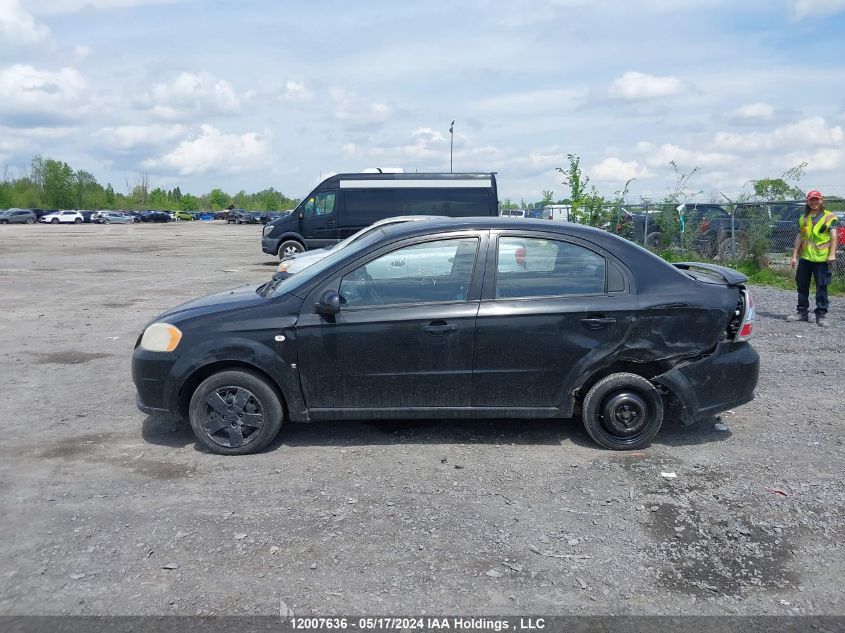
[672,262,748,285]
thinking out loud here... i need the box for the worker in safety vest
[787,190,838,327]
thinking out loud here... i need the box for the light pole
[449,120,455,173]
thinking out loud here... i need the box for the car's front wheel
[74,218,82,224]
[188,369,283,455]
[581,373,664,450]
[278,240,304,260]
[26,218,35,224]
[51,218,59,224]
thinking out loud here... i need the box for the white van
[542,205,572,222]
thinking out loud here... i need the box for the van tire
[644,232,662,249]
[582,373,664,450]
[278,240,305,260]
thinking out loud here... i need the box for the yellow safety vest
[799,211,837,262]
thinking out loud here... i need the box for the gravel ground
[0,222,842,616]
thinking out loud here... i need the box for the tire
[581,372,664,450]
[74,218,82,224]
[0,220,7,224]
[644,232,662,249]
[718,237,747,262]
[188,369,283,455]
[51,218,59,224]
[133,217,140,223]
[278,240,305,260]
[26,218,34,224]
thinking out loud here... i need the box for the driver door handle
[423,321,457,335]
[580,317,616,330]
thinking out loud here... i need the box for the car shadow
[141,413,732,453]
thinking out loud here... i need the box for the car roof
[378,216,612,242]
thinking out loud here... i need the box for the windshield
[266,228,386,297]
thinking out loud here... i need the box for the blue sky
[2,0,844,204]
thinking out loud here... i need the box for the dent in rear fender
[653,341,759,424]
[164,335,307,422]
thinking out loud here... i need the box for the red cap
[806,190,823,201]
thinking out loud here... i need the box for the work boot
[816,315,829,328]
[786,311,809,322]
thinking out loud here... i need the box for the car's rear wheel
[26,218,35,224]
[582,373,663,450]
[188,369,283,455]
[278,240,304,260]
[74,218,82,224]
[51,218,59,224]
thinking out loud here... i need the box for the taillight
[736,288,755,341]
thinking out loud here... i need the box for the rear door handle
[580,317,616,330]
[423,322,457,335]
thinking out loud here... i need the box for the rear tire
[188,369,283,455]
[74,218,82,224]
[51,218,59,224]
[582,373,664,450]
[278,240,305,260]
[26,218,35,224]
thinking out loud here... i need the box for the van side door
[301,189,339,248]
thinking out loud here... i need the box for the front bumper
[654,341,760,424]
[262,234,281,255]
[132,348,179,416]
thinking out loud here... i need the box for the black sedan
[132,218,759,455]
[140,210,172,223]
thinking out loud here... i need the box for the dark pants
[796,259,831,316]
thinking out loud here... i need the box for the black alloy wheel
[188,369,283,455]
[582,372,664,450]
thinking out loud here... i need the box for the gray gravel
[0,223,842,616]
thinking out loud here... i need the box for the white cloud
[791,0,845,19]
[276,80,312,104]
[142,124,270,176]
[0,125,72,159]
[96,124,187,151]
[0,0,51,46]
[26,0,179,13]
[73,45,92,61]
[635,141,734,169]
[608,71,685,101]
[471,88,587,114]
[330,88,392,124]
[713,117,844,152]
[0,65,87,123]
[140,72,240,120]
[730,102,775,122]
[590,157,649,183]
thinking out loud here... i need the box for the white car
[40,210,84,224]
[276,215,445,278]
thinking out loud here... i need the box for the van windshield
[266,229,385,297]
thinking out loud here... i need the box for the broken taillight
[736,288,755,341]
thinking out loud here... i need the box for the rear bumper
[654,341,759,424]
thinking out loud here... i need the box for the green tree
[208,188,229,210]
[104,183,116,207]
[74,170,99,209]
[42,159,75,208]
[557,154,607,226]
[180,193,199,211]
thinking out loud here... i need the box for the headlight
[263,224,273,236]
[277,261,289,272]
[140,323,183,352]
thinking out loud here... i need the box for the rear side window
[343,189,395,223]
[395,188,491,217]
[495,237,606,299]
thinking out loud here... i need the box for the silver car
[276,215,446,278]
[0,208,37,224]
[99,211,133,224]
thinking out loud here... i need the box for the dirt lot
[0,222,842,616]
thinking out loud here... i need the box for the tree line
[0,156,300,212]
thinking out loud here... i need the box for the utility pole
[449,120,455,173]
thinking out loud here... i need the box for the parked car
[262,172,498,260]
[79,210,95,223]
[276,215,444,279]
[195,211,214,221]
[0,208,37,224]
[40,210,84,224]
[121,210,142,223]
[30,208,53,220]
[259,211,291,225]
[172,210,196,221]
[227,209,259,224]
[97,211,134,224]
[133,217,759,455]
[140,210,172,223]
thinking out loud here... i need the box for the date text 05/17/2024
[290,617,547,631]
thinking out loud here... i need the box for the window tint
[395,188,490,217]
[343,189,395,223]
[339,238,478,307]
[495,237,606,299]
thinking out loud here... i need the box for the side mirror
[315,289,341,316]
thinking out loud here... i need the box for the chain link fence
[607,201,844,277]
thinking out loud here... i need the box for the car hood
[152,283,270,324]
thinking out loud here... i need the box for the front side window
[339,238,478,307]
[302,191,336,218]
[495,236,606,299]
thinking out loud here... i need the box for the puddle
[34,351,113,365]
